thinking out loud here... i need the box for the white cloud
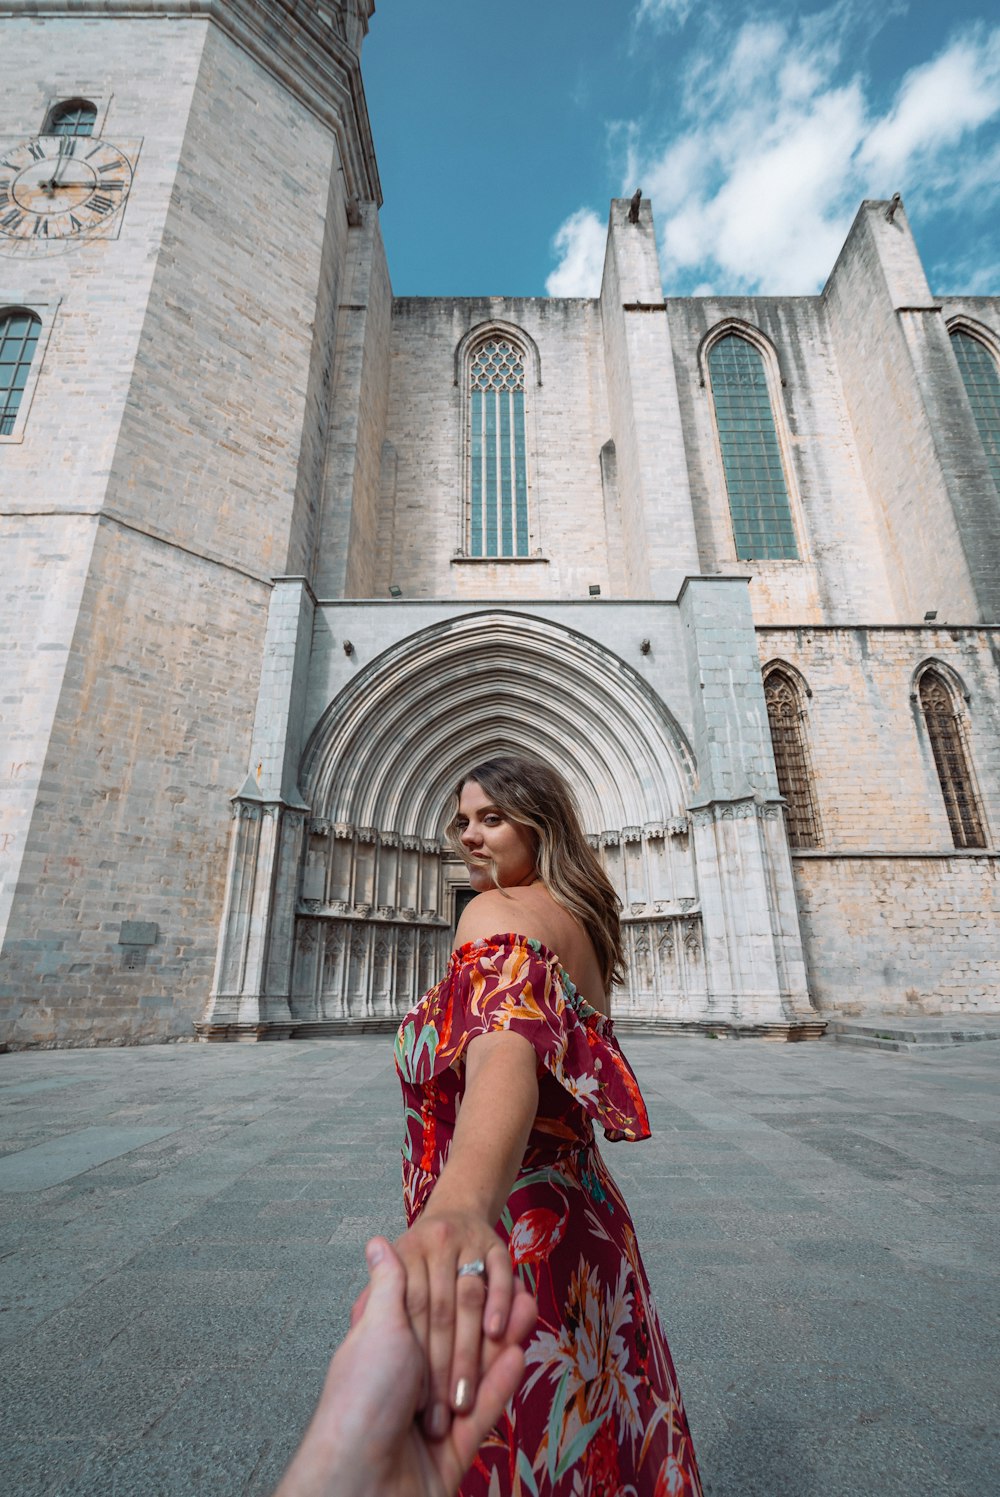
[545,208,607,296]
[586,9,1000,295]
[860,30,1000,182]
[663,82,867,291]
[634,0,694,31]
[550,5,999,297]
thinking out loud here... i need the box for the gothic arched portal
[292,612,705,1025]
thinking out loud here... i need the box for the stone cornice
[1,0,381,205]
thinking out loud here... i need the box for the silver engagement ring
[456,1258,487,1280]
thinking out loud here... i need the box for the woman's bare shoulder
[453,886,561,951]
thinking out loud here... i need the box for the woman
[394,756,702,1496]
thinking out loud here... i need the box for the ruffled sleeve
[395,933,650,1143]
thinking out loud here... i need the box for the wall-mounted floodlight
[343,640,354,656]
[588,584,601,597]
[923,610,937,622]
[640,639,651,654]
[388,585,402,598]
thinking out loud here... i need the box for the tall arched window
[918,670,986,848]
[0,309,41,435]
[708,333,797,560]
[468,336,529,556]
[951,328,1000,496]
[46,99,97,137]
[764,668,820,848]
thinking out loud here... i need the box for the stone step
[824,1016,1000,1053]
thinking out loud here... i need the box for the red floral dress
[394,933,703,1497]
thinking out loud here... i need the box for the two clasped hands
[273,1220,537,1497]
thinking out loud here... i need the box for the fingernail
[428,1403,449,1440]
[365,1239,385,1267]
[489,1312,504,1337]
[454,1377,471,1412]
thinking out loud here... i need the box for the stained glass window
[0,309,41,436]
[47,100,97,137]
[469,338,529,556]
[951,329,1000,497]
[764,670,820,848]
[919,671,986,849]
[709,333,797,560]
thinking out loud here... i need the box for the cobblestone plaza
[2,1035,998,1496]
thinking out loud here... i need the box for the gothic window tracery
[708,333,798,560]
[468,335,529,556]
[918,669,986,849]
[950,328,1000,496]
[45,99,97,137]
[0,309,41,436]
[763,668,820,848]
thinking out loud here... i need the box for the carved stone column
[689,796,819,1035]
[198,782,306,1040]
[199,577,314,1040]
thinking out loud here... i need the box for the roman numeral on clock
[1,206,24,230]
[88,194,117,216]
[58,137,78,158]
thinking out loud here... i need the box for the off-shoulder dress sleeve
[394,932,650,1143]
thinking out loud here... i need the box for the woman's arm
[393,1027,539,1443]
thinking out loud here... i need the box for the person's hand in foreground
[272,1235,536,1497]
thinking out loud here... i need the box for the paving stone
[1,1035,997,1496]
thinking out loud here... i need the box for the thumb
[361,1236,406,1317]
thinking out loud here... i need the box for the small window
[918,670,986,849]
[708,333,797,560]
[468,337,529,556]
[46,99,97,138]
[764,669,820,848]
[951,328,1000,497]
[0,309,41,436]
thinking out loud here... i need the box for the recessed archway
[290,611,702,1024]
[301,609,697,834]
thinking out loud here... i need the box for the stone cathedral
[1,0,998,1050]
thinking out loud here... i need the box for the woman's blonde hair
[446,755,626,989]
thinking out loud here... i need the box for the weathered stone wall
[822,202,988,622]
[0,517,97,944]
[1,523,268,1047]
[599,199,699,594]
[0,12,364,1045]
[793,856,1000,1014]
[383,297,616,599]
[758,625,1000,849]
[106,20,344,577]
[1,16,212,985]
[323,208,394,598]
[668,296,896,626]
[758,624,1000,1013]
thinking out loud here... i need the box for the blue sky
[363,0,1000,299]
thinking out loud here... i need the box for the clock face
[0,136,133,243]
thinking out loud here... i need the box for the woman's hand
[274,1237,536,1497]
[394,1028,539,1441]
[393,1207,516,1441]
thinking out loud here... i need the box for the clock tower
[0,0,383,1045]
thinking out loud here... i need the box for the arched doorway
[291,610,702,1026]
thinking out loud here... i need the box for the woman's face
[456,780,537,892]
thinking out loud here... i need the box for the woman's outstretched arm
[393,1025,539,1443]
